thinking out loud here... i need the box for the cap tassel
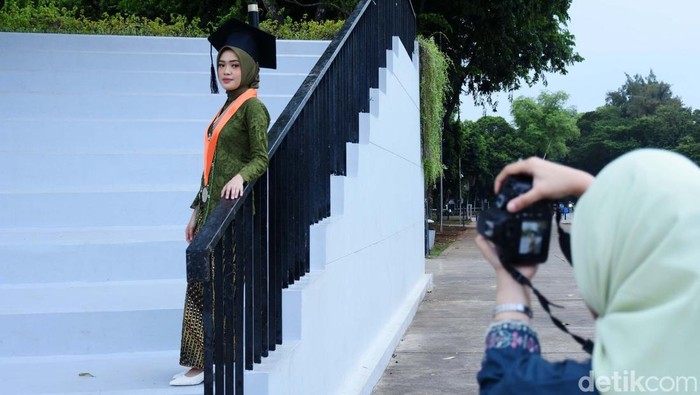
[210,46,219,94]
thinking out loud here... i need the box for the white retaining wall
[249,37,429,395]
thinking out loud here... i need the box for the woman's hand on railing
[222,174,245,200]
[185,209,197,244]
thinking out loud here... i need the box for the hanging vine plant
[418,35,450,190]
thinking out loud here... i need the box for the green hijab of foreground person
[572,149,700,391]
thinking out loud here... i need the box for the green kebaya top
[190,96,270,221]
[190,45,270,223]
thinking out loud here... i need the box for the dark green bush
[0,0,206,36]
[260,16,342,40]
[0,0,341,38]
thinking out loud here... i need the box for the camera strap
[503,256,595,355]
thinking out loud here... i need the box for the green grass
[428,241,451,257]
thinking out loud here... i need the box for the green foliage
[51,0,244,27]
[511,90,580,160]
[0,0,344,38]
[675,135,700,164]
[440,118,462,186]
[458,116,535,201]
[415,0,583,127]
[272,0,358,20]
[0,0,206,36]
[415,1,584,204]
[460,72,700,202]
[566,107,639,175]
[567,71,700,174]
[418,35,450,189]
[606,71,678,118]
[212,1,257,27]
[262,0,583,130]
[259,16,343,40]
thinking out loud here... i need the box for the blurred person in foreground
[476,149,700,394]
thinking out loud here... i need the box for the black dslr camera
[477,175,552,265]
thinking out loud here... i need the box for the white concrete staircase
[0,32,328,395]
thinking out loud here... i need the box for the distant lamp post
[458,158,463,211]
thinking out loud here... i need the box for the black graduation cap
[208,18,277,69]
[207,18,277,93]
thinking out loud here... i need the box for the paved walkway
[372,223,595,394]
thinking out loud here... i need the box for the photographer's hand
[494,157,594,213]
[476,235,535,322]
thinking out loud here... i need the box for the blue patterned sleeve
[477,320,596,395]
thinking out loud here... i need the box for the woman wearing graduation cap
[171,19,276,386]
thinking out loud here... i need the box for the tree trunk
[442,73,466,135]
[314,4,327,20]
[260,0,284,21]
[417,0,427,14]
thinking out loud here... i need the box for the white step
[0,32,329,56]
[0,152,201,190]
[0,279,185,357]
[0,69,308,95]
[0,119,202,152]
[0,351,203,395]
[1,239,186,284]
[0,32,208,52]
[0,279,185,315]
[0,32,328,393]
[0,50,322,74]
[0,92,291,121]
[0,189,197,228]
[0,225,181,246]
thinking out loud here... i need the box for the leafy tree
[456,116,535,205]
[441,118,463,191]
[391,0,582,208]
[676,135,700,164]
[567,72,700,173]
[673,109,700,164]
[260,0,356,21]
[606,71,678,118]
[0,0,206,35]
[413,0,582,131]
[262,0,585,123]
[468,116,535,177]
[46,0,244,26]
[604,71,694,151]
[511,91,579,161]
[566,108,638,175]
[460,119,488,182]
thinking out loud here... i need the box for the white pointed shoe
[172,369,189,379]
[169,371,204,386]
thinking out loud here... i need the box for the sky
[459,0,700,122]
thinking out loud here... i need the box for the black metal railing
[186,0,416,393]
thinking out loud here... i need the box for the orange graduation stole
[203,88,257,186]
